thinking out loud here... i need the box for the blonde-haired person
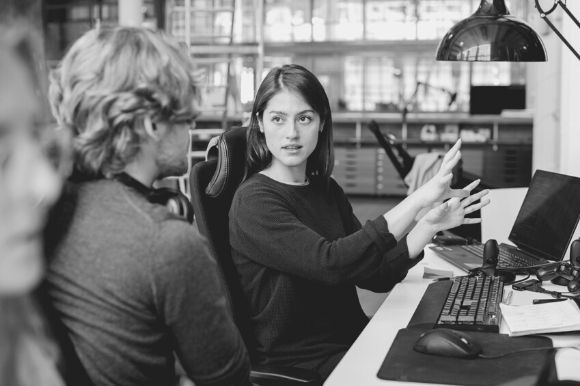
[0,21,66,386]
[46,27,250,386]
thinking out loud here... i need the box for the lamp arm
[535,0,580,60]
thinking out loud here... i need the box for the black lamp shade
[436,0,547,62]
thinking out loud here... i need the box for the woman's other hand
[414,139,471,206]
[423,188,491,232]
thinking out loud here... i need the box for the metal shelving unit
[166,0,264,197]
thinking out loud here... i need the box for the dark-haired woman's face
[258,89,320,182]
[0,54,63,295]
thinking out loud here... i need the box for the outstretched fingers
[461,189,490,208]
[459,189,490,224]
[463,197,491,215]
[440,149,461,175]
[447,178,483,200]
[462,179,481,193]
[442,139,462,164]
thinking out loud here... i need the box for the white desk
[325,248,580,386]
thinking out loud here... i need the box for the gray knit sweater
[46,179,250,386]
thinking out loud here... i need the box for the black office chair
[189,127,322,386]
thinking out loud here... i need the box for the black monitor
[470,85,526,115]
[509,170,580,261]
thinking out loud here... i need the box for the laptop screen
[509,170,580,261]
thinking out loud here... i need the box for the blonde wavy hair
[49,27,199,178]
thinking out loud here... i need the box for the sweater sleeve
[151,223,250,386]
[230,182,407,286]
[333,188,424,292]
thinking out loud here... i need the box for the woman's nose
[285,121,299,138]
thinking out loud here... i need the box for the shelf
[332,112,533,125]
[194,112,533,125]
[190,43,260,55]
[264,40,441,55]
[336,140,533,147]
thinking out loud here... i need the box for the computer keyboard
[461,243,540,268]
[435,275,504,333]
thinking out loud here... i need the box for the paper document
[422,266,454,279]
[500,299,580,337]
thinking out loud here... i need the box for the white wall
[531,2,580,178]
[559,1,580,177]
[118,0,143,27]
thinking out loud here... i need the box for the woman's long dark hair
[246,64,334,183]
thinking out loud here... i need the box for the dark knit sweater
[229,173,422,374]
[46,179,250,386]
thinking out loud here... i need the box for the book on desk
[500,299,580,337]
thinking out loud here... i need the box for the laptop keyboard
[460,244,541,268]
[435,275,504,332]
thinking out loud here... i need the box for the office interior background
[5,0,580,311]
[19,0,576,192]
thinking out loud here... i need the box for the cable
[511,274,531,285]
[527,284,580,299]
[479,346,554,359]
[479,345,580,360]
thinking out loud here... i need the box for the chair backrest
[189,127,255,352]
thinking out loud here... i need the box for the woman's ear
[258,118,265,134]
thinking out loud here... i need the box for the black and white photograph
[1,1,580,385]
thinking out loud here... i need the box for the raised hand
[413,139,471,206]
[414,176,482,222]
[422,188,490,232]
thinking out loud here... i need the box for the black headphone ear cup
[571,239,580,269]
[166,192,194,224]
[150,188,194,224]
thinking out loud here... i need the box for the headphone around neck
[114,172,193,223]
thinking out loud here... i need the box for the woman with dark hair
[245,64,334,180]
[0,21,68,386]
[229,64,489,379]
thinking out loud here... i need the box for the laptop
[431,170,580,273]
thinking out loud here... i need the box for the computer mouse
[413,328,482,359]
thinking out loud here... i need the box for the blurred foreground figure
[0,21,66,386]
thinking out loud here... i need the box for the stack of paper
[500,299,580,337]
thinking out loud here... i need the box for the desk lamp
[437,0,580,62]
[436,0,546,61]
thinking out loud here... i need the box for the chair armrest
[250,365,322,386]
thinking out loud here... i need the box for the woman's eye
[271,116,283,123]
[299,115,313,124]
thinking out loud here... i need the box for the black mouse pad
[377,327,554,385]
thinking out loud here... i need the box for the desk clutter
[377,278,555,385]
[377,234,580,385]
